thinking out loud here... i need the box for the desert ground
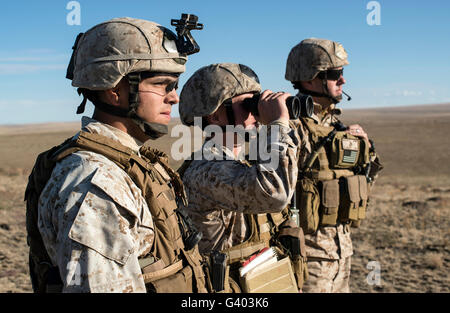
[0,103,449,293]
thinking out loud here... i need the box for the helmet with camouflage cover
[66,17,189,139]
[69,17,186,90]
[179,63,261,126]
[285,38,349,82]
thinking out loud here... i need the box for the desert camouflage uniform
[181,120,299,254]
[292,103,353,293]
[38,116,154,292]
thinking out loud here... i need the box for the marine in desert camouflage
[178,63,308,292]
[285,38,383,292]
[25,15,208,293]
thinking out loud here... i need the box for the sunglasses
[139,79,179,97]
[318,68,344,81]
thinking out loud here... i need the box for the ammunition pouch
[319,179,340,226]
[338,175,368,228]
[296,117,373,231]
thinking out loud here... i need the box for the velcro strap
[227,242,267,262]
[142,260,183,284]
[89,53,186,63]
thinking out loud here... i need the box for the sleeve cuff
[269,118,290,129]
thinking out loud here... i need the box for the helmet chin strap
[127,72,172,140]
[320,78,342,104]
[296,78,342,106]
[131,116,168,140]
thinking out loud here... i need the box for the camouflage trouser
[302,256,351,293]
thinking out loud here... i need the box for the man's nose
[166,89,179,105]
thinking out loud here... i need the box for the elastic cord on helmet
[127,72,141,117]
[293,71,341,105]
[76,72,174,139]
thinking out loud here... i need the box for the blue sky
[0,0,449,124]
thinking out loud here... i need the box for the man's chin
[157,115,171,124]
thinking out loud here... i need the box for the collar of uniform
[311,102,327,123]
[311,102,342,123]
[81,116,143,153]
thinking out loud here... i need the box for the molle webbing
[224,212,286,264]
[296,117,370,230]
[56,131,205,292]
[300,118,354,180]
[69,132,184,255]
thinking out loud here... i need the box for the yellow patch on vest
[342,138,359,151]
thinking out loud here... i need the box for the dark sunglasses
[318,68,344,81]
[166,80,179,93]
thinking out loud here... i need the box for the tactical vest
[25,131,207,293]
[295,117,371,234]
[178,157,308,292]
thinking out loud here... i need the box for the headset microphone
[342,91,352,101]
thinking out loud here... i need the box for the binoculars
[242,92,314,120]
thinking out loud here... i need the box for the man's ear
[101,79,129,107]
[101,87,120,106]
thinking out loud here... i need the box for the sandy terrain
[0,103,449,293]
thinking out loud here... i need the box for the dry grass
[0,104,449,293]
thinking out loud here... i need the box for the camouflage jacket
[292,103,382,260]
[181,120,299,254]
[37,117,154,292]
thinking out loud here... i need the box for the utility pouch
[319,179,340,226]
[277,219,308,289]
[338,175,360,222]
[350,175,369,228]
[148,265,194,293]
[297,177,320,234]
[330,132,360,169]
[240,256,298,293]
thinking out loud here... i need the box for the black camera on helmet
[242,92,314,120]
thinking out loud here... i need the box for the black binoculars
[242,92,314,120]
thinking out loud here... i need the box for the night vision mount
[171,13,203,55]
